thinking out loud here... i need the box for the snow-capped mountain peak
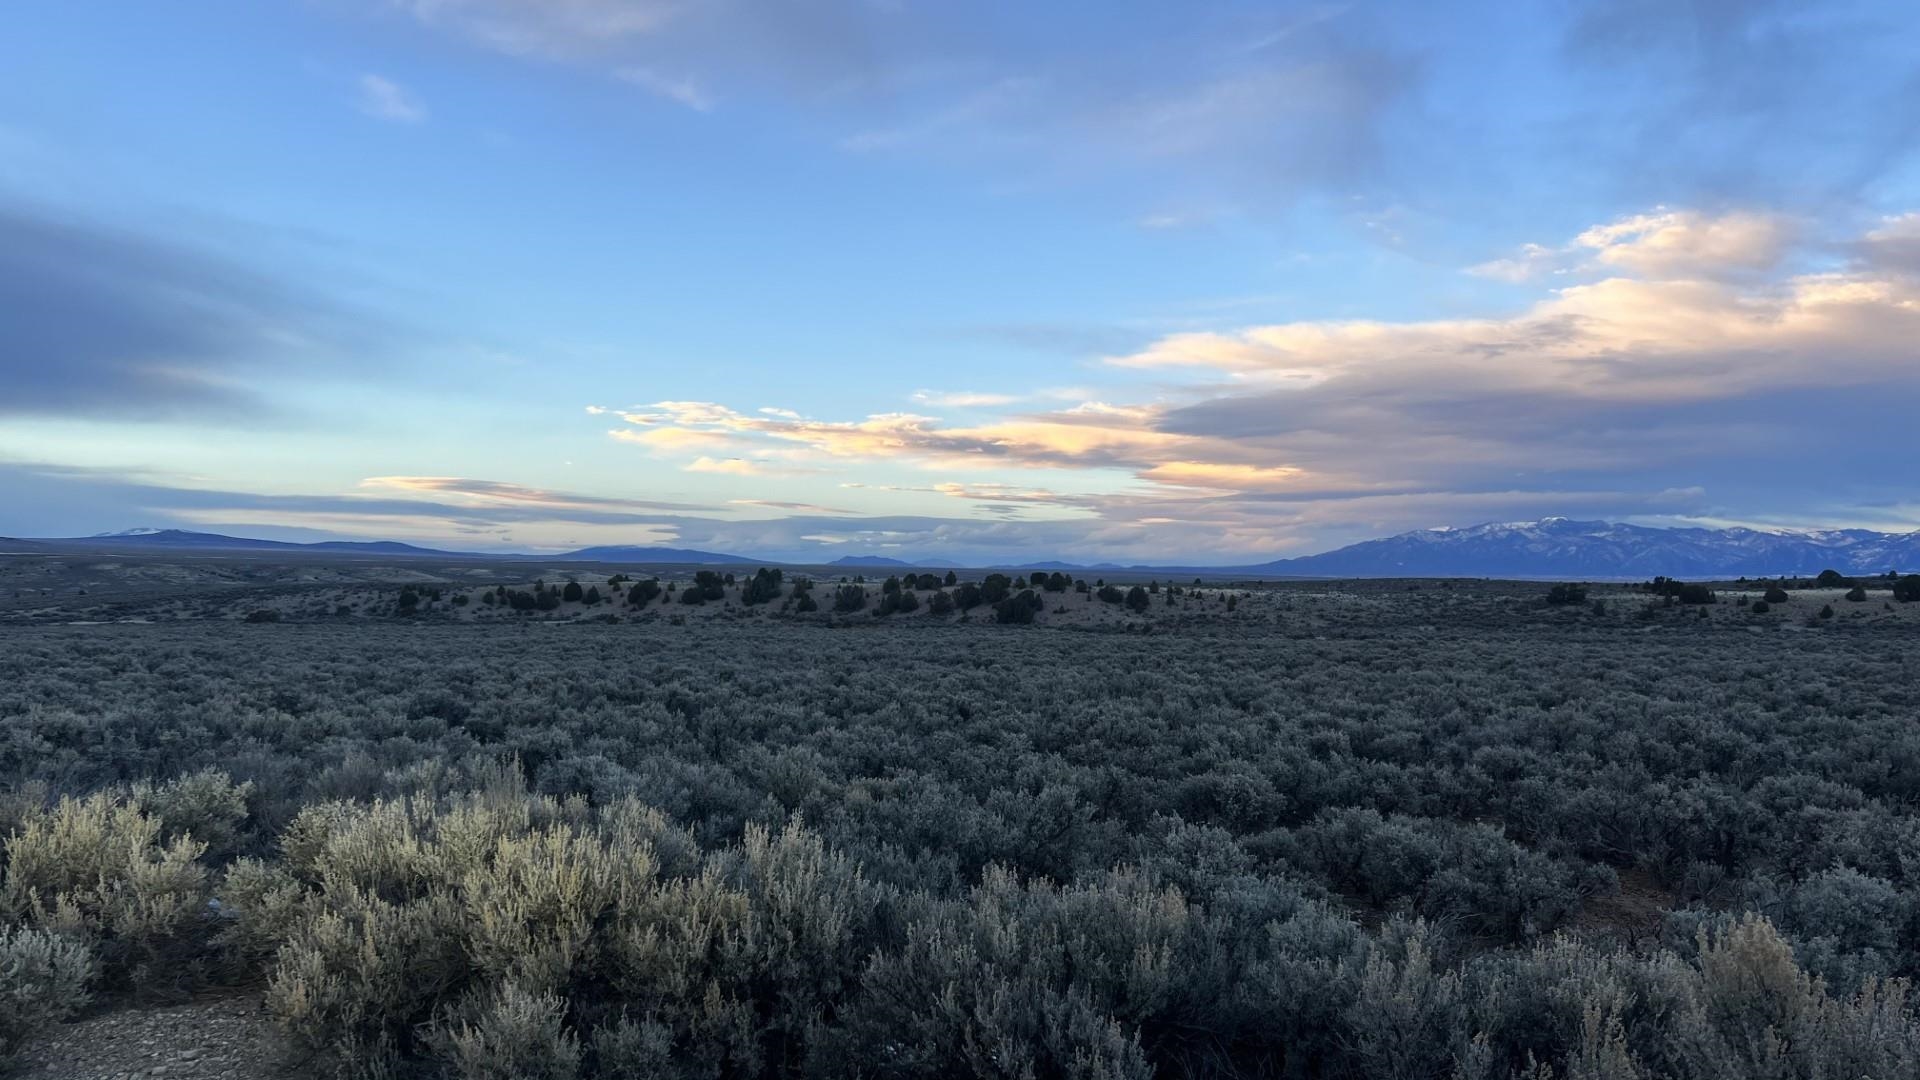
[1248,519,1920,579]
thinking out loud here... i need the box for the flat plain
[3,554,1918,1079]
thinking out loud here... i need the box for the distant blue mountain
[63,529,462,556]
[27,519,1920,579]
[1237,518,1920,579]
[826,555,921,568]
[549,545,759,565]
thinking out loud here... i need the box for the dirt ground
[13,993,311,1080]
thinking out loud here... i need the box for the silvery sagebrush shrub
[460,820,651,992]
[133,767,254,862]
[432,981,581,1080]
[1668,913,1920,1079]
[828,864,1192,1080]
[1344,919,1466,1080]
[604,865,757,1071]
[0,923,93,1060]
[210,857,313,973]
[266,883,468,1070]
[728,819,886,1050]
[4,606,1920,1077]
[0,791,208,988]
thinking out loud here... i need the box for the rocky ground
[13,994,312,1080]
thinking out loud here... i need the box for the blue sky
[3,1,1919,562]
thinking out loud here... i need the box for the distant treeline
[379,568,1233,624]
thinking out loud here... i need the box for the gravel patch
[14,993,312,1080]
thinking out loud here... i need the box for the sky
[3,1,1919,564]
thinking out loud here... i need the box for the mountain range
[21,530,755,566]
[1239,518,1920,579]
[10,520,1918,579]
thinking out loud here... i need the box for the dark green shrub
[741,568,784,606]
[1544,583,1588,606]
[981,574,1013,605]
[995,592,1038,624]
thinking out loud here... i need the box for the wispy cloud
[359,476,704,512]
[1468,209,1794,283]
[357,74,428,123]
[0,201,395,421]
[383,0,677,60]
[910,390,1019,408]
[685,456,763,476]
[614,66,714,111]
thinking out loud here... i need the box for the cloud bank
[0,203,390,421]
[582,207,1920,556]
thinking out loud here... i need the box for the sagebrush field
[3,565,1919,1078]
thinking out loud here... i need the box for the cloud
[0,463,718,543]
[610,399,1192,473]
[1559,0,1920,204]
[359,476,704,511]
[382,0,928,98]
[579,206,1920,555]
[378,1,1419,208]
[1468,209,1794,283]
[1120,271,1918,405]
[910,390,1020,408]
[0,202,391,420]
[728,499,855,514]
[685,456,763,475]
[2,454,1898,567]
[840,480,1103,514]
[836,35,1419,203]
[1104,210,1920,522]
[607,426,745,451]
[382,0,677,60]
[1857,212,1920,273]
[357,74,428,123]
[1466,243,1570,284]
[1141,462,1308,492]
[614,66,714,111]
[1576,209,1793,277]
